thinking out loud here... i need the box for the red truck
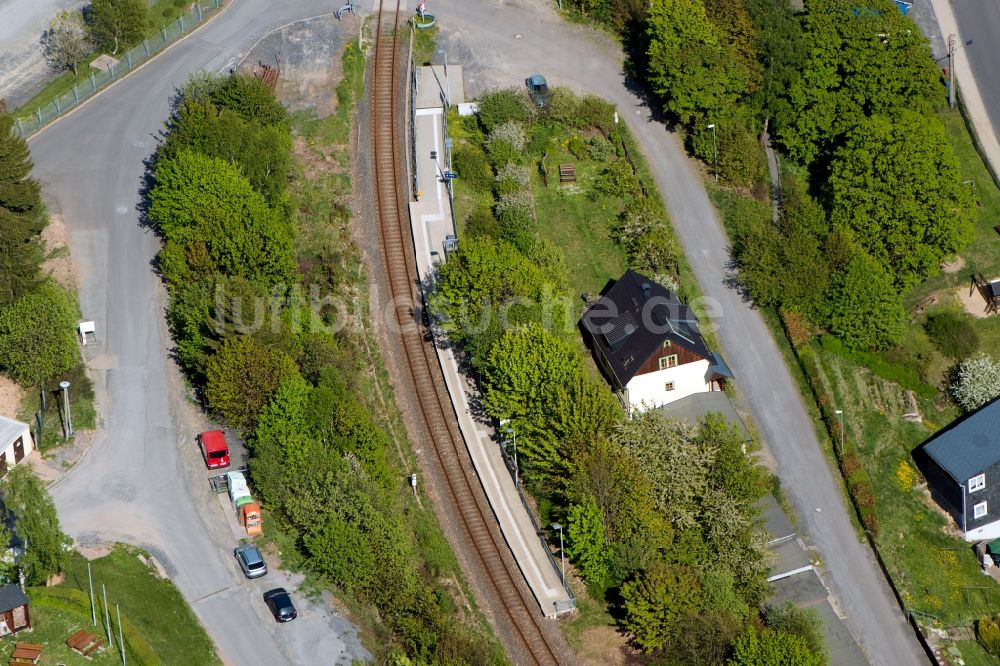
[197,430,230,469]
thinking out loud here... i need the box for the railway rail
[368,3,564,664]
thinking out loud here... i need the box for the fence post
[178,15,185,31]
[14,119,23,140]
[73,86,79,104]
[107,63,114,80]
[90,73,97,92]
[35,110,42,124]
[54,98,60,114]
[161,27,167,42]
[143,39,150,58]
[197,3,203,20]
[125,51,132,69]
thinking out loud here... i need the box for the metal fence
[13,0,223,139]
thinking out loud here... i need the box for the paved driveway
[435,1,927,663]
[27,2,369,664]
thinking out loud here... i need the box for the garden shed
[0,584,30,635]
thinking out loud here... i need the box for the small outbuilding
[0,417,33,479]
[0,584,30,635]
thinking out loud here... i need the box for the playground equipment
[335,1,356,20]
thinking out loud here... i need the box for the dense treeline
[149,70,502,662]
[568,0,973,352]
[437,89,823,662]
[0,112,88,414]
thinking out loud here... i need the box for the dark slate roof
[581,270,712,386]
[0,584,29,612]
[707,351,734,381]
[922,398,1000,482]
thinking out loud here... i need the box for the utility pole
[948,34,956,109]
[103,584,113,648]
[117,604,126,666]
[88,562,96,625]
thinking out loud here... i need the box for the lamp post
[500,420,519,487]
[707,123,718,182]
[835,409,844,456]
[437,49,450,110]
[59,381,73,438]
[551,523,565,585]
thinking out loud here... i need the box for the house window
[662,339,672,348]
[665,382,675,391]
[970,474,986,493]
[975,501,988,519]
[658,354,679,370]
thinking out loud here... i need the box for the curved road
[27,2,369,664]
[435,1,926,664]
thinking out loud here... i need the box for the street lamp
[551,523,565,585]
[59,381,73,438]
[437,49,450,110]
[706,124,718,182]
[834,409,844,456]
[500,419,519,487]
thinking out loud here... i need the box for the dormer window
[970,474,986,493]
[662,339,672,348]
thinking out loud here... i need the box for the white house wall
[965,517,1000,542]
[0,425,32,468]
[626,359,712,412]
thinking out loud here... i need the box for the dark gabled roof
[922,398,1000,482]
[581,270,712,386]
[0,584,28,612]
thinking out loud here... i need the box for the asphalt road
[436,1,927,664]
[0,0,86,108]
[952,1,1000,145]
[25,2,369,664]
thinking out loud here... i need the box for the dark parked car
[526,73,550,107]
[234,544,267,579]
[263,588,297,622]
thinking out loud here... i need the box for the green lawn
[0,546,219,665]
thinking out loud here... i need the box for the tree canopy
[0,282,79,387]
[204,336,300,430]
[87,0,147,55]
[3,466,72,585]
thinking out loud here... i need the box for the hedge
[818,335,937,398]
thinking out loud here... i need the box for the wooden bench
[9,643,40,664]
[67,628,103,655]
[559,164,576,183]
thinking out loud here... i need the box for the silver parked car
[234,544,268,579]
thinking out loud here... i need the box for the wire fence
[13,0,224,139]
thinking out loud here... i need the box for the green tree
[824,250,906,350]
[777,0,942,163]
[0,282,79,388]
[950,352,1000,413]
[205,336,300,430]
[621,563,702,651]
[646,0,746,126]
[150,150,295,287]
[728,627,824,666]
[209,74,290,128]
[87,0,147,54]
[3,466,72,585]
[826,111,974,288]
[0,112,45,306]
[476,88,535,133]
[566,495,611,591]
[765,602,827,661]
[41,9,91,75]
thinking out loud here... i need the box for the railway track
[368,3,564,665]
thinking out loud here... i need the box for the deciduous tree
[0,282,79,388]
[824,250,906,350]
[826,111,974,289]
[621,563,702,651]
[3,466,72,585]
[204,336,300,430]
[88,0,147,55]
[42,9,91,75]
[728,627,824,666]
[950,352,1000,412]
[566,495,611,591]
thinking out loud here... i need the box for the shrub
[780,309,813,347]
[494,163,530,196]
[588,135,615,162]
[487,120,527,152]
[596,159,640,198]
[819,335,937,398]
[465,207,500,239]
[977,616,1000,656]
[924,311,979,360]
[950,352,1000,412]
[861,510,879,537]
[452,146,492,193]
[839,448,862,478]
[567,135,588,159]
[477,88,534,132]
[486,140,521,169]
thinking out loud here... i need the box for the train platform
[406,64,574,618]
